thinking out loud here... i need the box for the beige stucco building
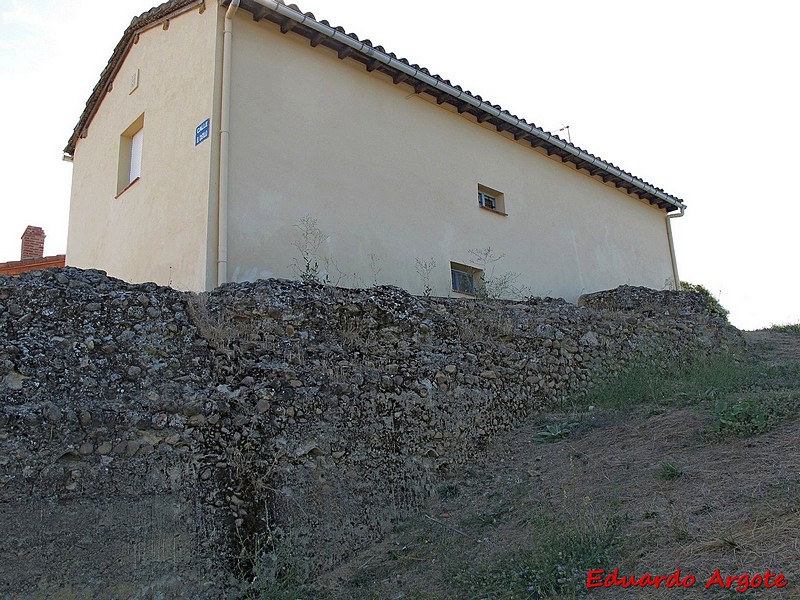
[65,0,686,299]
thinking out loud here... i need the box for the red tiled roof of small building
[0,255,66,276]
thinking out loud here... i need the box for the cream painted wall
[66,5,677,298]
[225,13,676,301]
[66,4,220,291]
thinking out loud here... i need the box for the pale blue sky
[1,0,797,329]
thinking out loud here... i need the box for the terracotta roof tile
[0,255,66,276]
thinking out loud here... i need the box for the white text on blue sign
[195,119,210,146]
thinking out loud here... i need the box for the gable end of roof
[63,0,203,158]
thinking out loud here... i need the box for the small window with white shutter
[117,114,145,196]
[129,127,143,182]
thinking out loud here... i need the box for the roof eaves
[237,0,685,211]
[0,255,67,275]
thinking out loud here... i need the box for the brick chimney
[20,226,46,260]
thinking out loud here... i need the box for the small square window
[451,262,482,296]
[478,191,497,210]
[117,114,145,196]
[477,184,506,214]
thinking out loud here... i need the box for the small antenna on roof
[555,124,572,144]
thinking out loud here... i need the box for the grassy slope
[267,330,800,599]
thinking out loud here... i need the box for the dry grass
[337,316,377,351]
[185,291,251,349]
[456,305,515,343]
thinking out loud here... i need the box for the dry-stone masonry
[0,268,742,598]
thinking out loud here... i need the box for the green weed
[582,350,793,411]
[657,462,684,481]
[582,358,665,409]
[680,281,729,321]
[533,422,579,443]
[664,498,690,542]
[466,507,513,530]
[256,582,311,600]
[438,483,460,501]
[713,391,799,437]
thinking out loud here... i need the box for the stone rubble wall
[0,269,742,597]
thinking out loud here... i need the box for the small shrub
[338,316,376,351]
[456,308,514,342]
[657,462,684,481]
[680,281,729,321]
[414,257,437,297]
[368,252,382,286]
[533,422,578,443]
[713,392,799,436]
[291,216,326,284]
[468,247,529,300]
[185,292,245,350]
[230,515,306,600]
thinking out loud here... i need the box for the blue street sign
[195,118,210,146]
